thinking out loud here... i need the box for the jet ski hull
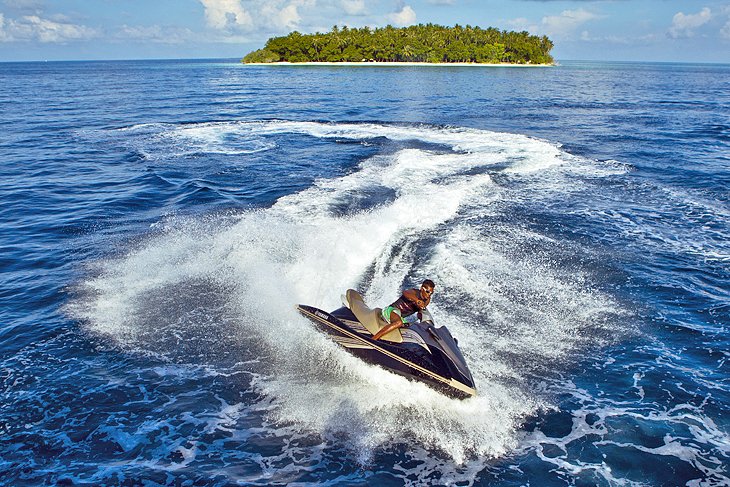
[297,303,476,399]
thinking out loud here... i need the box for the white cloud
[580,30,632,44]
[1,0,43,12]
[117,25,197,44]
[508,8,598,38]
[261,1,306,30]
[199,0,253,30]
[0,13,7,41]
[541,8,599,36]
[282,4,302,28]
[0,13,98,42]
[507,17,532,32]
[341,0,366,16]
[198,0,316,33]
[721,20,730,39]
[668,7,712,39]
[388,5,416,26]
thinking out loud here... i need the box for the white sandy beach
[244,61,554,67]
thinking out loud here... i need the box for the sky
[0,0,729,63]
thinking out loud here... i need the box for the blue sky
[1,0,729,62]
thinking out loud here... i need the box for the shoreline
[243,61,554,67]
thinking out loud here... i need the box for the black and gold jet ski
[297,289,476,399]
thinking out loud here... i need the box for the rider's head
[420,279,435,298]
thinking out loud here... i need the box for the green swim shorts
[381,306,402,323]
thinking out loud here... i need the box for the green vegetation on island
[242,24,554,65]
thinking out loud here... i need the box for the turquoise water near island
[0,59,728,485]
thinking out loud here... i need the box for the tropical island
[242,24,554,65]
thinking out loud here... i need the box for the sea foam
[71,121,628,464]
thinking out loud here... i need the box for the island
[242,24,554,65]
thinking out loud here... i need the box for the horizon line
[1,57,729,66]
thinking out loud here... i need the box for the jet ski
[297,289,476,399]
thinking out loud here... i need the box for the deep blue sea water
[1,59,728,486]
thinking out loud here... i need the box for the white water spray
[72,121,627,462]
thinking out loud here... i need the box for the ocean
[0,59,728,486]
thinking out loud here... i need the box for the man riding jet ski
[297,282,476,399]
[374,279,435,340]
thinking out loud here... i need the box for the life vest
[389,292,420,318]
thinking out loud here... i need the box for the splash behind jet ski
[297,289,476,399]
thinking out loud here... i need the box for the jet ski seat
[346,289,403,343]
